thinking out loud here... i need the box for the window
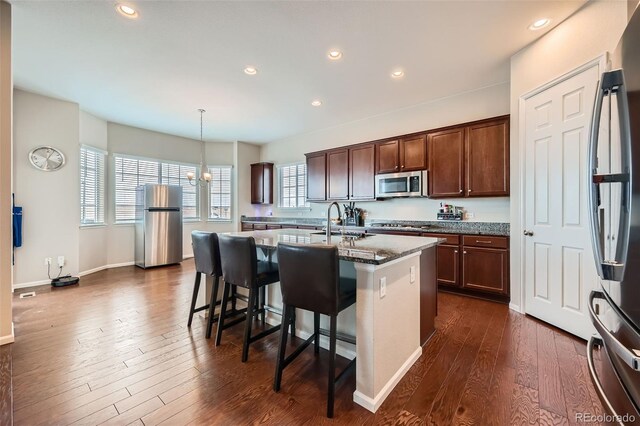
[208,166,232,220]
[278,163,309,208]
[114,155,200,223]
[80,146,106,225]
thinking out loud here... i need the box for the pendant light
[187,108,211,187]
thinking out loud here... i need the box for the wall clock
[28,146,66,172]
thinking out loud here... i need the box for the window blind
[80,146,106,225]
[208,166,232,220]
[279,163,309,208]
[114,155,200,223]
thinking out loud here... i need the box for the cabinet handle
[475,240,492,244]
[401,165,405,169]
[459,189,463,194]
[454,250,458,253]
[463,251,467,254]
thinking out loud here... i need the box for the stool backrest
[277,242,340,315]
[218,234,258,289]
[191,231,221,277]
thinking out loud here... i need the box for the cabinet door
[427,127,465,198]
[436,244,459,287]
[250,163,264,204]
[327,149,349,200]
[462,247,509,295]
[466,117,509,197]
[399,134,427,172]
[376,140,399,174]
[306,153,327,201]
[349,144,375,200]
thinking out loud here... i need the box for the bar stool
[274,243,356,418]
[189,231,224,339]
[216,234,283,362]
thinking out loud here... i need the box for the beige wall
[234,141,262,222]
[13,90,81,285]
[508,0,630,310]
[259,82,511,222]
[0,0,12,344]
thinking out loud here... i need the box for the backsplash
[250,196,510,223]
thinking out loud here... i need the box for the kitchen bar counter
[205,228,439,413]
[226,228,440,265]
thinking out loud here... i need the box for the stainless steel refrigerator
[587,4,640,422]
[135,184,183,268]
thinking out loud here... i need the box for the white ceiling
[12,1,586,144]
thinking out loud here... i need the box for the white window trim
[207,165,233,222]
[112,153,201,224]
[80,145,107,227]
[276,162,311,210]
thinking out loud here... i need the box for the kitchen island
[198,228,440,413]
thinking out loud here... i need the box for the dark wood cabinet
[399,135,427,172]
[306,152,327,201]
[436,245,459,287]
[462,246,509,295]
[250,162,273,205]
[349,143,376,200]
[466,117,509,197]
[427,128,465,198]
[376,140,400,174]
[241,223,254,231]
[326,149,349,200]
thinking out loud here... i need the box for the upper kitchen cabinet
[375,136,427,174]
[326,148,349,200]
[306,152,327,201]
[349,143,376,200]
[427,127,465,198]
[465,116,509,197]
[375,139,399,174]
[250,162,274,205]
[399,134,427,172]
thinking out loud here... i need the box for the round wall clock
[28,146,66,172]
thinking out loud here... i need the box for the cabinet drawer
[423,233,459,245]
[241,223,253,231]
[462,235,508,249]
[253,223,267,230]
[266,224,282,230]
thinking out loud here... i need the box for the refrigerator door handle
[588,70,632,282]
[587,335,626,426]
[589,290,640,372]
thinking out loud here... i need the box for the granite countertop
[241,217,510,237]
[223,228,441,265]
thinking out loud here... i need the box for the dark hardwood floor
[5,260,605,425]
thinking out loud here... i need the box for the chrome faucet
[326,202,342,243]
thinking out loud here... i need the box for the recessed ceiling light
[391,69,404,79]
[529,18,550,30]
[116,4,138,19]
[244,66,258,75]
[311,100,322,107]
[327,50,343,60]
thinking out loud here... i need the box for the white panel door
[524,64,601,340]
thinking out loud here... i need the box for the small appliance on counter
[343,202,365,226]
[437,203,463,221]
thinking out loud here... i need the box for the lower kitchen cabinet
[436,245,459,287]
[461,246,509,296]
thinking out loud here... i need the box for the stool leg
[231,285,237,313]
[327,315,337,418]
[241,287,256,362]
[274,304,290,392]
[314,312,320,354]
[187,273,201,328]
[205,275,220,339]
[291,309,296,339]
[260,286,266,325]
[215,282,230,346]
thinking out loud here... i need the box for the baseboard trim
[353,346,422,413]
[13,261,135,290]
[0,322,14,346]
[509,302,522,313]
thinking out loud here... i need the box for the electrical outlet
[410,266,416,283]
[379,277,387,299]
[466,212,475,219]
[44,257,52,266]
[57,256,65,267]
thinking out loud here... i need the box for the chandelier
[187,108,212,187]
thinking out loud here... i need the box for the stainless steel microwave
[375,170,427,198]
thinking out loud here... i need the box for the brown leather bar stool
[216,234,283,362]
[189,231,226,339]
[274,243,356,418]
